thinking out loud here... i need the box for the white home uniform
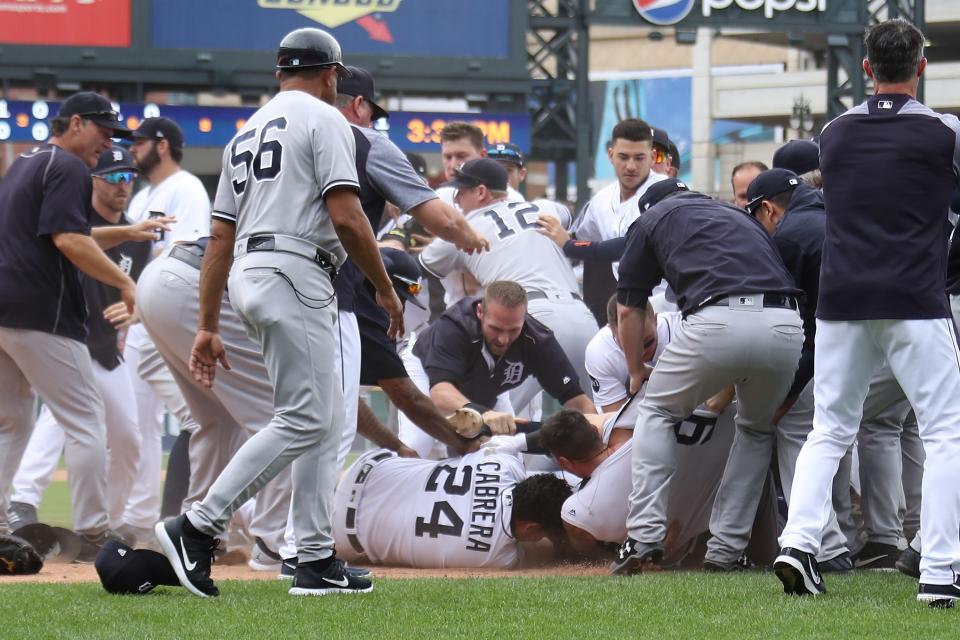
[420,198,598,404]
[334,449,526,568]
[563,350,735,564]
[127,169,211,251]
[584,313,678,410]
[571,172,667,277]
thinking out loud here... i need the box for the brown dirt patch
[2,560,608,585]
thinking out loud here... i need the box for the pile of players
[2,18,958,608]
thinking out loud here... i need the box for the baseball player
[333,448,571,569]
[419,158,598,408]
[486,142,572,226]
[651,128,680,179]
[730,161,767,209]
[124,116,211,537]
[776,19,960,607]
[7,147,154,552]
[571,118,667,276]
[0,92,134,547]
[611,182,803,577]
[154,27,403,598]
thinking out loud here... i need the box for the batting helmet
[380,247,427,310]
[276,28,350,77]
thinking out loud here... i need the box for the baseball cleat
[7,501,38,530]
[819,552,854,574]
[279,556,372,581]
[248,537,283,572]
[917,577,960,609]
[154,515,220,598]
[703,554,753,572]
[895,545,921,580]
[288,557,373,596]
[609,538,663,576]
[852,541,899,570]
[774,547,826,596]
[447,407,485,439]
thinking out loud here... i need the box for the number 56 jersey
[211,90,359,265]
[333,449,528,568]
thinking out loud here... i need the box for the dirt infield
[3,559,609,585]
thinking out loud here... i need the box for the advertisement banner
[151,0,512,59]
[0,99,530,154]
[0,0,131,47]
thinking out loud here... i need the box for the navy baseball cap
[95,540,179,595]
[381,247,427,310]
[92,146,138,176]
[338,66,389,120]
[746,168,801,214]
[447,158,508,192]
[638,178,690,213]
[133,117,185,151]
[405,152,428,180]
[772,139,819,175]
[57,92,132,138]
[487,143,524,167]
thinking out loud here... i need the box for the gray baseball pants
[627,303,803,545]
[137,253,291,551]
[0,327,109,535]
[185,250,343,562]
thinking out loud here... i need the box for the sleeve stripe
[321,179,361,198]
[211,210,237,223]
[417,253,444,279]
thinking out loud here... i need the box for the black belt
[704,293,798,311]
[343,450,394,556]
[169,243,205,270]
[526,289,583,302]
[245,235,338,280]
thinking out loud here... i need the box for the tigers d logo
[258,0,403,29]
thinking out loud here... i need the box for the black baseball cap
[746,168,801,214]
[337,66,389,120]
[667,140,681,170]
[487,143,524,168]
[637,178,690,213]
[405,152,428,180]
[95,540,180,595]
[447,158,508,191]
[651,127,672,150]
[381,247,427,310]
[92,145,138,176]
[772,139,819,175]
[132,117,185,151]
[57,92,132,138]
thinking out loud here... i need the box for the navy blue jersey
[617,192,798,315]
[817,93,960,320]
[0,144,93,341]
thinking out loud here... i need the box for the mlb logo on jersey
[632,0,695,25]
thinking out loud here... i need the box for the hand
[102,301,138,330]
[127,216,176,242]
[396,444,419,458]
[376,288,405,340]
[457,229,490,255]
[703,385,736,414]
[481,410,517,435]
[480,433,527,456]
[190,329,230,388]
[535,214,570,247]
[407,233,435,256]
[119,282,136,316]
[628,364,654,394]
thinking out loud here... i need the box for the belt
[526,289,583,302]
[341,449,395,557]
[234,234,340,280]
[703,293,798,311]
[168,243,205,270]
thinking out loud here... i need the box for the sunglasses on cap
[79,110,121,121]
[95,171,137,185]
[394,274,422,296]
[652,148,668,165]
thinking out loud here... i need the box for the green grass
[0,572,956,639]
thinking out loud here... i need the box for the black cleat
[288,557,373,596]
[853,541,899,570]
[819,552,854,574]
[154,515,220,598]
[895,545,921,580]
[918,576,960,609]
[774,547,826,596]
[278,556,371,581]
[609,538,664,576]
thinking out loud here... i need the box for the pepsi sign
[631,0,695,25]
